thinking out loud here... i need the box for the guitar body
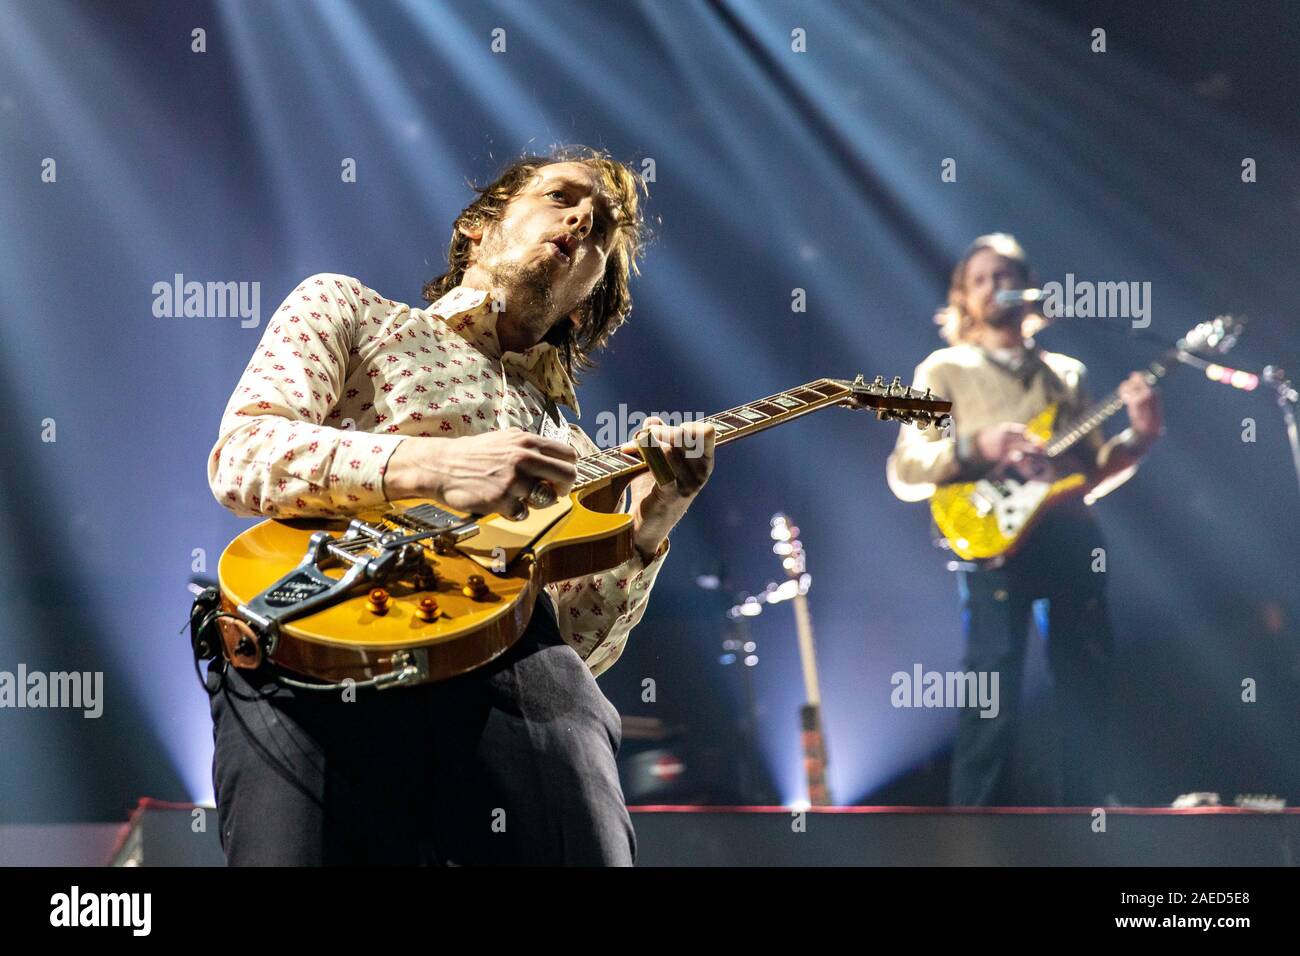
[217,483,634,685]
[929,403,1089,561]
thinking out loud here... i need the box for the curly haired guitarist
[206,146,714,864]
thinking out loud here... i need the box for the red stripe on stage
[628,804,1300,815]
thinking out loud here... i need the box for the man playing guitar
[886,233,1162,806]
[205,146,714,864]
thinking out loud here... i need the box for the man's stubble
[478,224,558,339]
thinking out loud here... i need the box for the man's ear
[457,218,485,262]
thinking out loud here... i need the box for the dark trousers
[207,599,635,865]
[948,505,1117,807]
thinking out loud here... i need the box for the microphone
[994,288,1045,306]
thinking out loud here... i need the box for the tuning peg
[872,375,885,391]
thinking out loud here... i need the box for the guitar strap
[541,395,563,433]
[983,345,1072,406]
[1033,352,1073,408]
[536,394,564,627]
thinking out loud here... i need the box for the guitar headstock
[833,374,953,431]
[1179,314,1242,356]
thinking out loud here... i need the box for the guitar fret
[703,389,833,434]
[1053,388,1127,456]
[718,413,752,430]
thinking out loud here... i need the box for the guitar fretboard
[573,379,853,490]
[1046,357,1169,459]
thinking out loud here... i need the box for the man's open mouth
[545,234,577,264]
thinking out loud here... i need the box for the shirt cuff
[380,436,409,503]
[634,535,671,567]
[343,432,408,511]
[1116,426,1159,455]
[954,432,992,480]
[955,432,979,466]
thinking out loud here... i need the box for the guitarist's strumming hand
[619,416,716,563]
[974,422,1049,481]
[384,428,579,516]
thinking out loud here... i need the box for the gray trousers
[207,598,635,865]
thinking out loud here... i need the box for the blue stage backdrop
[1,0,1297,822]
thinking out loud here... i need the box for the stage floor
[3,800,1296,866]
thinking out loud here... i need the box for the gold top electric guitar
[213,376,950,688]
[930,317,1237,561]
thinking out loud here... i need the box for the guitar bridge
[238,521,435,637]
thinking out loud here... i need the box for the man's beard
[480,233,558,338]
[980,301,1023,329]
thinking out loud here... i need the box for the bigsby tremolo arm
[239,520,430,636]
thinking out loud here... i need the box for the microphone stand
[1263,366,1300,502]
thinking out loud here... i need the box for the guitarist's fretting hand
[619,416,716,563]
[1118,371,1163,446]
[383,428,578,515]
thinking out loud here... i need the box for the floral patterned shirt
[207,273,669,676]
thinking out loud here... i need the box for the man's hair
[422,145,649,383]
[935,232,1044,345]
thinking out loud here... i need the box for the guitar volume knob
[462,574,491,600]
[366,588,391,615]
[416,596,441,621]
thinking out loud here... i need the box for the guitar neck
[573,378,856,490]
[1045,352,1172,459]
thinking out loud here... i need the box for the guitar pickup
[970,482,997,516]
[390,503,480,543]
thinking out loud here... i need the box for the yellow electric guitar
[213,376,951,688]
[930,317,1237,561]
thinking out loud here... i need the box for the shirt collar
[974,339,1051,389]
[427,285,581,418]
